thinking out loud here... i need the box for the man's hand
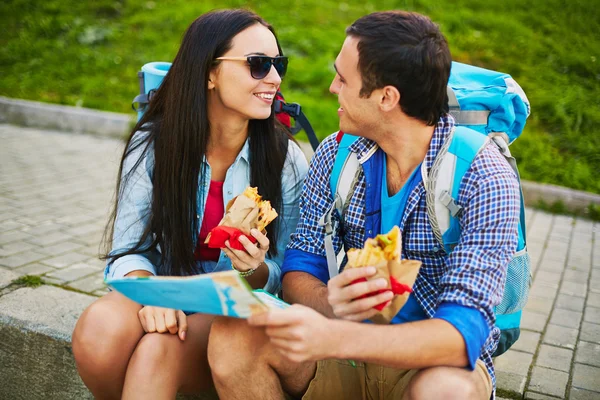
[327,266,393,321]
[248,305,337,363]
[138,306,188,341]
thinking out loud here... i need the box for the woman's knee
[72,293,142,371]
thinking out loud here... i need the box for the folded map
[106,270,288,318]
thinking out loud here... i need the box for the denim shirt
[105,131,309,294]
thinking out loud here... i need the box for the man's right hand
[327,266,394,321]
[138,306,188,341]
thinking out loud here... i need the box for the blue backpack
[322,62,531,357]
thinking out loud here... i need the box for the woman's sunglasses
[215,56,288,80]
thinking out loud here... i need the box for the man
[208,10,520,400]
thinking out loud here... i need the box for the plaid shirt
[284,115,521,393]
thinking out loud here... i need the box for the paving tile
[550,308,582,329]
[525,296,554,315]
[524,392,563,399]
[560,281,588,298]
[563,269,591,284]
[496,371,527,396]
[0,230,33,245]
[511,330,541,354]
[587,292,600,308]
[572,363,600,392]
[40,252,90,269]
[522,310,548,332]
[580,322,600,344]
[543,324,578,349]
[575,341,600,367]
[13,263,56,276]
[569,387,600,400]
[24,231,74,246]
[37,241,84,256]
[0,251,49,269]
[529,282,559,300]
[535,344,573,372]
[535,270,562,287]
[0,240,36,257]
[584,306,600,324]
[67,274,107,294]
[494,350,533,376]
[44,262,99,282]
[527,366,569,398]
[554,294,586,313]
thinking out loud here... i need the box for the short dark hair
[346,11,451,125]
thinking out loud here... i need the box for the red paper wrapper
[206,226,257,251]
[351,276,413,311]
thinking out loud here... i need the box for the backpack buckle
[440,191,463,218]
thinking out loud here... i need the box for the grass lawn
[1,0,599,194]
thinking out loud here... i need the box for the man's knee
[208,317,270,379]
[404,366,483,400]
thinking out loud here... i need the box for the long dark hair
[103,9,291,276]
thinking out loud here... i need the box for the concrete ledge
[0,96,133,139]
[522,180,600,211]
[0,285,95,399]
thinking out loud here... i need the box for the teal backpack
[321,61,532,357]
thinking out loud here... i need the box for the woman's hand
[223,228,270,272]
[327,266,394,321]
[138,306,188,341]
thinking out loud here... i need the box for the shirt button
[228,190,232,195]
[196,215,200,219]
[368,230,372,234]
[433,246,439,252]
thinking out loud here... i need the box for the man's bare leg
[208,316,316,399]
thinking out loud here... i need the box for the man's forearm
[331,318,469,369]
[282,272,335,318]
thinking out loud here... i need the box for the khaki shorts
[301,359,492,400]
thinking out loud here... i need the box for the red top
[194,180,225,262]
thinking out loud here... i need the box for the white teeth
[255,93,274,100]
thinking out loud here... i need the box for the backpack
[320,61,532,358]
[131,61,320,151]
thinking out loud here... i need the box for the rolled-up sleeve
[437,146,521,336]
[105,132,160,279]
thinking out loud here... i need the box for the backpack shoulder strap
[318,132,360,279]
[426,126,489,253]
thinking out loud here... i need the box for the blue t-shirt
[381,156,488,370]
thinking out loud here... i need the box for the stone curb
[1,95,599,213]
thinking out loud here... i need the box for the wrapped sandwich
[205,187,278,250]
[345,226,422,324]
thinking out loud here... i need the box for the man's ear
[379,85,400,112]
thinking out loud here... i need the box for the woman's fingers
[177,311,188,341]
[250,229,270,250]
[164,309,179,335]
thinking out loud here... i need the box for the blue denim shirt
[105,131,308,294]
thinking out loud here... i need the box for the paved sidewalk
[1,124,599,399]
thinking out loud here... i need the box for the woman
[72,9,308,399]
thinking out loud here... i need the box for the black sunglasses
[216,55,288,80]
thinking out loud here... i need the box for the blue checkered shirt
[284,115,521,393]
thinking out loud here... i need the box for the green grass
[11,275,44,288]
[1,0,599,193]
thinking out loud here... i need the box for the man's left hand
[248,304,337,363]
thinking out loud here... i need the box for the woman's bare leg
[72,291,144,400]
[121,313,215,400]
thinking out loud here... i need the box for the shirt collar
[347,114,455,170]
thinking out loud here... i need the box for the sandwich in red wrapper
[346,226,422,324]
[205,187,278,250]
